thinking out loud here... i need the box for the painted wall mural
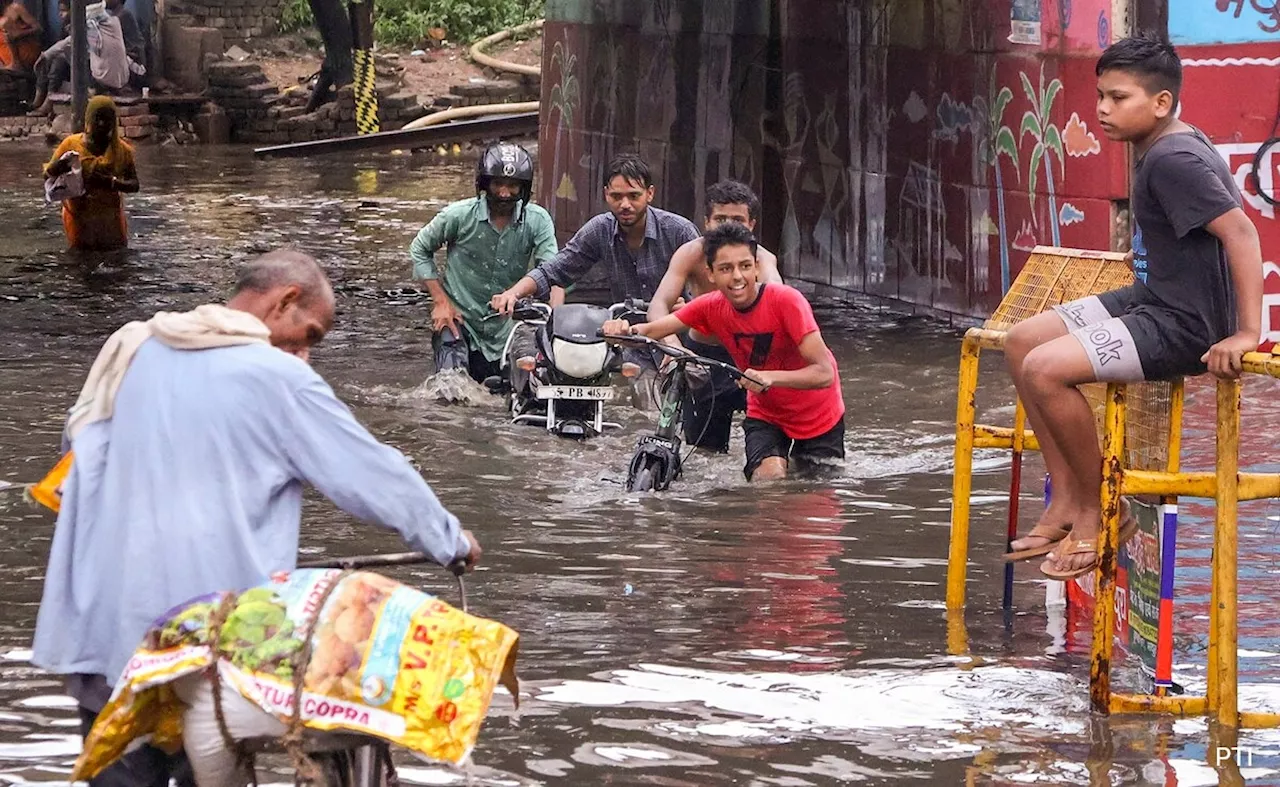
[539,0,1280,346]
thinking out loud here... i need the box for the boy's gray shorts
[1051,285,1213,382]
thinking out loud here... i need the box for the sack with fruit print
[73,569,519,780]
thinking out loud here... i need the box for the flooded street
[3,142,1280,785]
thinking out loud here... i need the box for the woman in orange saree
[43,96,140,251]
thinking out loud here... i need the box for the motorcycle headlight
[551,339,609,380]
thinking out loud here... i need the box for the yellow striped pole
[349,0,379,134]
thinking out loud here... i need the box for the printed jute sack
[74,569,519,780]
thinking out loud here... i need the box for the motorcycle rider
[488,153,700,315]
[410,142,563,384]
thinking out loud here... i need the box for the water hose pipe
[469,19,543,77]
[400,101,540,131]
[400,19,544,131]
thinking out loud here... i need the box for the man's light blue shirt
[32,339,468,684]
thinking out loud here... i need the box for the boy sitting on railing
[602,222,845,482]
[1004,33,1263,580]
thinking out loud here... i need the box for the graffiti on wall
[1018,66,1066,248]
[1170,0,1280,44]
[541,1,1123,320]
[975,75,1019,291]
[547,39,580,212]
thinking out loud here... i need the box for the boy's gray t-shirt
[1130,127,1241,345]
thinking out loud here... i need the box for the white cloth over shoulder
[33,333,468,685]
[65,304,270,442]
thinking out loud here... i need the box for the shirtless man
[647,180,783,452]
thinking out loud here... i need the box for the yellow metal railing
[944,245,1280,729]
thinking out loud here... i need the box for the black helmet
[476,143,534,206]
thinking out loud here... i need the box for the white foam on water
[13,697,75,710]
[0,650,33,662]
[570,741,716,769]
[535,663,1089,746]
[0,735,81,759]
[402,370,493,406]
[393,767,464,785]
[895,599,948,609]
[840,556,949,570]
[1169,760,1278,785]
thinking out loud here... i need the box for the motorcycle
[484,298,649,438]
[602,333,765,492]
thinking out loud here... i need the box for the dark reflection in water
[2,141,1280,785]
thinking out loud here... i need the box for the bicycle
[602,332,766,492]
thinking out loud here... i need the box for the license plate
[535,385,615,401]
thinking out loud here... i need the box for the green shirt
[410,197,558,361]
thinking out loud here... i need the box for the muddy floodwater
[3,142,1280,786]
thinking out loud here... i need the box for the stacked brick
[431,76,540,110]
[115,97,159,141]
[207,60,424,144]
[0,114,49,140]
[168,0,288,39]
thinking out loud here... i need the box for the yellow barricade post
[945,245,1280,729]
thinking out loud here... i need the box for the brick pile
[115,97,159,141]
[207,60,425,144]
[431,76,540,110]
[0,114,50,140]
[167,0,288,39]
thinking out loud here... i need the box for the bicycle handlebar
[599,331,769,389]
[297,553,470,610]
[298,552,468,577]
[483,298,649,323]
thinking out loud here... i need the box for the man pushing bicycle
[602,223,845,482]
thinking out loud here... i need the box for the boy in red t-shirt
[603,222,845,481]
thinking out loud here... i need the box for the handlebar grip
[448,558,468,577]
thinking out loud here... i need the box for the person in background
[43,95,138,251]
[410,142,561,385]
[30,0,131,116]
[0,0,41,73]
[27,0,67,113]
[105,0,145,81]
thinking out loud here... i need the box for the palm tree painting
[1019,64,1065,247]
[548,40,581,215]
[977,71,1020,293]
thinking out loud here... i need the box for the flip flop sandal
[1039,516,1140,581]
[1003,521,1072,563]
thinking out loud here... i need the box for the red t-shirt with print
[675,283,844,439]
